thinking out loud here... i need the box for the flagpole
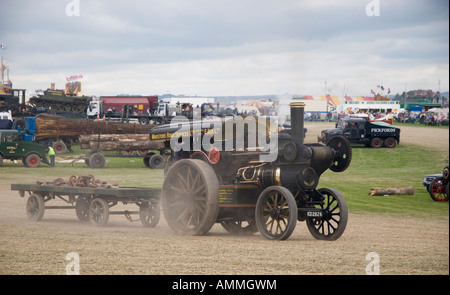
[404,83,406,109]
[438,79,440,104]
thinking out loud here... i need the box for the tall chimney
[289,101,305,145]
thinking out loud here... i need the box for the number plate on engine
[307,211,322,218]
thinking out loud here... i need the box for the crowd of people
[393,111,449,126]
[302,109,449,126]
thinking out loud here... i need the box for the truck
[0,129,49,167]
[319,117,401,148]
[155,96,216,120]
[86,95,165,124]
[0,88,26,116]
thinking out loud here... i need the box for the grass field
[1,129,447,217]
[320,143,448,216]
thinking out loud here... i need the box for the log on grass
[369,186,414,196]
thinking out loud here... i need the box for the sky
[0,0,448,97]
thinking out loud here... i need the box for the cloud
[1,0,448,97]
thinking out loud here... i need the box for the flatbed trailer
[10,183,161,227]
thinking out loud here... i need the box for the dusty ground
[0,123,448,275]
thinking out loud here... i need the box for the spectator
[46,146,55,167]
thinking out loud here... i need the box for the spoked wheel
[429,177,449,202]
[89,198,109,227]
[162,159,219,235]
[75,195,92,221]
[139,202,161,227]
[306,188,348,240]
[26,194,45,221]
[255,186,298,240]
[220,219,258,236]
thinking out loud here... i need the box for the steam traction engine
[150,102,352,240]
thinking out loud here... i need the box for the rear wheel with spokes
[162,159,219,235]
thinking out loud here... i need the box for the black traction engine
[150,102,352,240]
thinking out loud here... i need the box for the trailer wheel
[26,194,45,221]
[75,195,92,221]
[88,152,106,169]
[370,138,383,148]
[149,154,165,169]
[255,186,298,240]
[89,198,109,227]
[384,137,397,148]
[52,141,67,154]
[24,153,41,168]
[143,152,155,168]
[162,159,219,235]
[139,202,160,227]
[429,177,449,202]
[306,188,348,241]
[139,117,149,125]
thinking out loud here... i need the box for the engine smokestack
[289,101,305,145]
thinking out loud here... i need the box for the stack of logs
[34,113,155,140]
[79,134,165,151]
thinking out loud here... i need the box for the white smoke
[276,93,293,124]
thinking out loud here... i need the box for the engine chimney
[289,101,305,145]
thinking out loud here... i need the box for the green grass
[319,144,448,216]
[1,136,448,218]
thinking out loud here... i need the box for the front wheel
[255,186,298,240]
[429,177,449,202]
[306,188,348,240]
[24,154,41,168]
[26,194,45,221]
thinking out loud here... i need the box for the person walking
[46,146,56,167]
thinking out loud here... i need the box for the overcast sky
[1,0,448,97]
